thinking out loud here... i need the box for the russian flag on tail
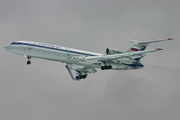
[130,47,139,51]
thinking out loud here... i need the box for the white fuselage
[4,38,172,80]
[4,41,143,70]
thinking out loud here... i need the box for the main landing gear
[101,65,112,70]
[76,75,87,80]
[76,71,87,80]
[27,56,31,65]
[101,61,112,70]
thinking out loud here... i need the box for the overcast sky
[1,0,180,120]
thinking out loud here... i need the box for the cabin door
[66,48,71,56]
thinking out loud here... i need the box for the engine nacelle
[106,48,124,55]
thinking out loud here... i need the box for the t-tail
[126,38,173,62]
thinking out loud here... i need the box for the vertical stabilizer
[126,43,147,52]
[126,38,173,61]
[126,38,173,52]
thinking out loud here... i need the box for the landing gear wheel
[101,66,105,70]
[27,56,31,65]
[109,65,112,69]
[101,65,112,70]
[76,76,81,80]
[27,60,31,65]
[81,75,86,79]
[76,75,87,80]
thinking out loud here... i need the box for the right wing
[85,48,163,62]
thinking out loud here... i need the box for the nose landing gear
[27,56,31,65]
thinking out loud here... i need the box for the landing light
[24,55,27,57]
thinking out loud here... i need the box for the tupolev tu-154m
[4,38,173,80]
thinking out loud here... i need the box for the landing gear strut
[27,56,31,65]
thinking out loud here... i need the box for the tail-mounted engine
[106,48,124,55]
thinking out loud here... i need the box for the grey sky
[1,0,180,120]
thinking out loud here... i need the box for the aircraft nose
[4,45,11,51]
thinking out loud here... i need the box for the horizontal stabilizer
[156,48,163,50]
[128,38,173,45]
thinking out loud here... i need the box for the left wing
[85,48,163,62]
[65,64,97,80]
[66,48,162,80]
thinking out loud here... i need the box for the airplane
[4,38,173,80]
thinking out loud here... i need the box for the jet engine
[106,48,124,55]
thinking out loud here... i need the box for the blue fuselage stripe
[12,42,97,56]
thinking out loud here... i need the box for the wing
[65,48,162,80]
[65,64,97,80]
[85,48,163,63]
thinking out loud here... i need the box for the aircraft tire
[101,66,105,70]
[82,75,86,79]
[109,65,112,69]
[76,76,81,80]
[27,61,31,65]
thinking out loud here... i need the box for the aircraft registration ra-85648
[4,38,173,80]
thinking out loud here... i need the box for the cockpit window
[10,42,18,45]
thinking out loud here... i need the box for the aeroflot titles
[32,42,62,49]
[21,41,96,56]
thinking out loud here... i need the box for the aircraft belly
[29,47,67,62]
[28,47,95,65]
[10,45,142,70]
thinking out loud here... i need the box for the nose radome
[4,45,11,51]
